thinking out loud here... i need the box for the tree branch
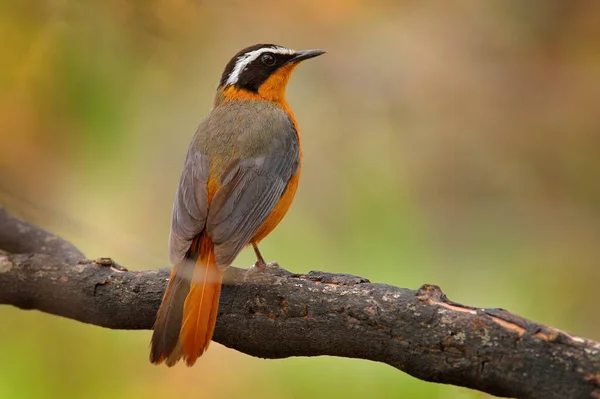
[0,207,598,399]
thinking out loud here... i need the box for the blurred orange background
[1,1,599,398]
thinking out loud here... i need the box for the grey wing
[168,148,210,265]
[207,131,300,269]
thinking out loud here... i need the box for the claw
[244,260,280,281]
[93,257,128,272]
[253,259,279,270]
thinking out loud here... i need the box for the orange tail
[150,233,223,367]
[179,234,223,366]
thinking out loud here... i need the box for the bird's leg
[251,243,279,270]
[252,243,267,268]
[245,244,279,281]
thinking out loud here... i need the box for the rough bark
[0,207,598,398]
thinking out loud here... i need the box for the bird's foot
[254,259,280,270]
[244,260,280,280]
[82,257,128,272]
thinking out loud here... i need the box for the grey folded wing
[207,133,300,269]
[168,148,210,265]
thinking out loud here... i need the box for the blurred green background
[1,1,599,398]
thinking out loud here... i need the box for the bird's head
[216,44,325,104]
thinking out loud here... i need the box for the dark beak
[289,49,326,64]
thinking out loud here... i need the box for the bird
[150,44,325,366]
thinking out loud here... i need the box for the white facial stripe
[225,46,296,86]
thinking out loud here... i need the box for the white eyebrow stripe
[225,46,296,86]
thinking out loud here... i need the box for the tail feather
[150,260,193,365]
[150,233,223,367]
[165,340,183,367]
[180,238,223,365]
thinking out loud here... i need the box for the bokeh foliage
[1,1,599,398]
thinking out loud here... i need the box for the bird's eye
[261,53,276,66]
